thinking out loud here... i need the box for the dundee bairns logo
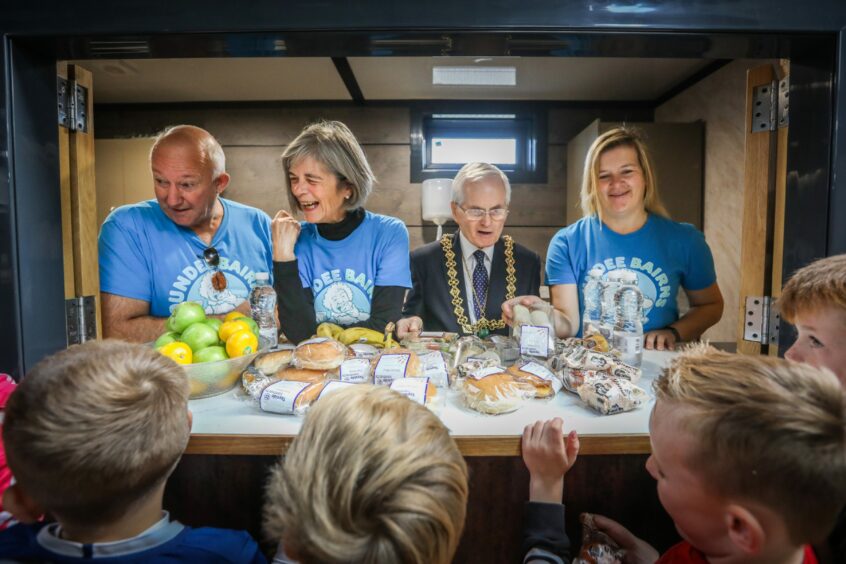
[588,256,673,323]
[168,257,257,315]
[312,268,373,325]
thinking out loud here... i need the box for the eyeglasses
[200,246,227,291]
[458,206,509,221]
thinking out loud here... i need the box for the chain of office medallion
[440,234,517,335]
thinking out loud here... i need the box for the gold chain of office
[440,234,517,336]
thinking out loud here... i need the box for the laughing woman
[505,127,723,350]
[271,121,411,343]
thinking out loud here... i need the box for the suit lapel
[486,238,507,321]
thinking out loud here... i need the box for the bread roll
[277,366,332,384]
[254,348,294,375]
[294,338,346,370]
[461,371,533,415]
[371,348,422,385]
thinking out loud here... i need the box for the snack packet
[573,513,625,564]
[576,377,649,415]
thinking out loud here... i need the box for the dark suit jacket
[402,232,541,336]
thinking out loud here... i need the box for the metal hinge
[751,78,789,132]
[66,296,97,345]
[743,296,781,345]
[57,77,88,132]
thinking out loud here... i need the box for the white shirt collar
[458,231,495,264]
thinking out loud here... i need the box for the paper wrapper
[577,377,649,415]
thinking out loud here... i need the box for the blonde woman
[271,121,411,343]
[505,127,723,349]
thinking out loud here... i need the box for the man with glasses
[398,162,541,338]
[98,125,273,342]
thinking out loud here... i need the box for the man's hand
[644,329,677,351]
[271,210,302,262]
[521,418,579,504]
[591,514,660,564]
[396,316,423,339]
[502,295,547,326]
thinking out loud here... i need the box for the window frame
[410,102,548,183]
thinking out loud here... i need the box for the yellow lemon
[219,319,252,343]
[224,311,247,323]
[226,329,258,358]
[159,342,193,365]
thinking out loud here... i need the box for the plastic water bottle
[599,269,624,342]
[249,272,278,350]
[613,270,644,367]
[582,267,604,337]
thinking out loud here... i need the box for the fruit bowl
[182,352,259,399]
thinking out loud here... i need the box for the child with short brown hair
[781,253,846,387]
[595,345,846,563]
[0,339,265,562]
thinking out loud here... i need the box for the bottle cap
[255,272,269,281]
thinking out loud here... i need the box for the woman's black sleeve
[273,260,317,344]
[356,286,407,332]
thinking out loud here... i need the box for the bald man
[98,125,273,342]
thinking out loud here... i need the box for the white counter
[187,349,675,456]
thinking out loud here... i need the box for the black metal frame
[1,1,845,375]
[410,102,548,183]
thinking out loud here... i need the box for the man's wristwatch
[667,325,682,342]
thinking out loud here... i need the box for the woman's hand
[644,329,677,351]
[396,316,424,339]
[590,514,659,564]
[271,210,302,262]
[521,418,579,504]
[501,295,547,326]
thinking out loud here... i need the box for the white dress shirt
[458,231,495,324]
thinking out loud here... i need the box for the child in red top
[0,374,17,530]
[593,345,845,564]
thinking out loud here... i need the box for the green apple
[168,302,207,333]
[193,345,229,363]
[154,331,180,349]
[181,322,219,353]
[241,316,259,336]
[204,318,225,345]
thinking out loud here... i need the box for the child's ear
[3,484,44,524]
[187,409,193,431]
[725,504,765,555]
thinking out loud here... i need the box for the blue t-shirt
[0,517,266,563]
[98,198,273,317]
[545,214,717,333]
[294,211,412,325]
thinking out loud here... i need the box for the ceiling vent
[432,66,516,86]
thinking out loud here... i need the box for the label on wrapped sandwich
[520,325,551,357]
[420,351,448,384]
[390,377,430,405]
[317,380,354,400]
[374,353,410,385]
[339,358,371,383]
[259,380,310,414]
[518,361,563,394]
[469,366,505,380]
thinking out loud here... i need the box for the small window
[410,105,547,183]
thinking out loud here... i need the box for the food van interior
[1,18,841,562]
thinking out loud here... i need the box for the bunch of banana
[316,322,344,340]
[337,326,387,347]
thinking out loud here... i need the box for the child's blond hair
[3,340,190,527]
[780,254,846,323]
[655,344,846,543]
[264,385,468,564]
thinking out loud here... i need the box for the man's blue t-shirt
[294,211,412,325]
[545,214,717,334]
[98,198,273,317]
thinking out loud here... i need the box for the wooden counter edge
[186,433,651,456]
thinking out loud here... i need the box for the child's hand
[591,514,659,564]
[521,417,579,503]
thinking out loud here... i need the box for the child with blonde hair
[593,345,846,563]
[263,385,468,564]
[0,340,265,562]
